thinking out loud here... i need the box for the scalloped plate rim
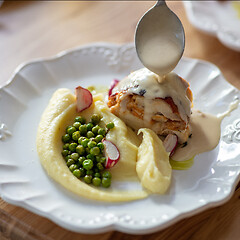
[4,42,224,90]
[1,179,239,235]
[2,42,134,89]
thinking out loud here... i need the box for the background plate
[0,43,240,234]
[183,1,240,52]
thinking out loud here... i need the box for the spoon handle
[156,0,166,6]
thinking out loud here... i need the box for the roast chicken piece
[108,68,193,144]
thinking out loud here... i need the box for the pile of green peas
[61,113,115,188]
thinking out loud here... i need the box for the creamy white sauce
[139,36,182,77]
[172,110,221,161]
[217,99,239,119]
[143,98,154,123]
[173,101,239,161]
[136,4,183,76]
[113,68,191,123]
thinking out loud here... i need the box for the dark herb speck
[181,142,188,148]
[139,89,146,96]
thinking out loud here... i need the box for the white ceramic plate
[0,43,240,234]
[183,1,240,52]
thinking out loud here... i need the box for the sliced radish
[108,79,119,96]
[163,134,178,157]
[102,139,120,169]
[75,86,93,112]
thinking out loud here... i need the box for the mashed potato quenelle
[137,128,171,194]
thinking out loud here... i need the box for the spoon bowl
[135,0,185,76]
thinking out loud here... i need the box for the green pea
[76,145,85,155]
[89,137,96,142]
[83,159,94,170]
[75,116,86,124]
[62,150,69,157]
[63,143,70,150]
[78,156,86,165]
[102,177,111,188]
[87,131,94,139]
[96,156,101,163]
[100,157,106,164]
[98,128,106,136]
[79,125,87,135]
[86,170,94,176]
[86,154,95,161]
[97,142,104,150]
[62,134,71,143]
[73,169,81,178]
[73,122,81,129]
[97,163,104,171]
[93,167,100,173]
[78,136,85,144]
[92,125,100,135]
[84,175,92,184]
[69,164,78,172]
[94,172,101,178]
[66,125,72,132]
[79,168,85,177]
[90,147,100,156]
[91,114,101,124]
[69,142,77,152]
[102,171,112,179]
[95,135,103,143]
[71,153,79,161]
[67,127,76,136]
[67,159,75,167]
[76,162,81,168]
[81,138,89,148]
[72,131,81,141]
[88,140,97,149]
[75,116,81,122]
[87,123,94,131]
[64,155,71,161]
[92,177,101,187]
[106,122,115,129]
[85,147,90,154]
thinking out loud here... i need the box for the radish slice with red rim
[163,134,178,157]
[108,79,119,96]
[102,139,120,169]
[75,86,93,112]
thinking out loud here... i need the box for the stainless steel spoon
[135,0,185,76]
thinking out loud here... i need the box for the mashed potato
[37,88,172,202]
[37,88,149,202]
[137,128,171,193]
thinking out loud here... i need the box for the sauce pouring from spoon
[135,0,185,77]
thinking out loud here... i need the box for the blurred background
[0,1,240,88]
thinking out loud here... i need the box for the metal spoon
[135,0,185,76]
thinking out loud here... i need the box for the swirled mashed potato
[37,88,172,202]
